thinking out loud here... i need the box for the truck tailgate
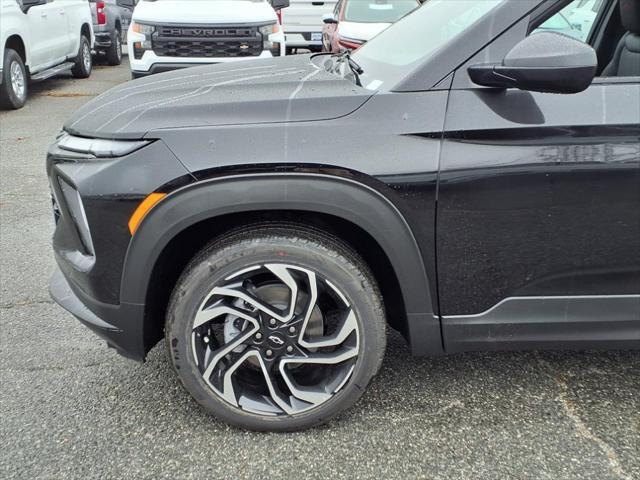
[282,0,337,28]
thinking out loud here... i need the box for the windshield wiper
[331,51,364,86]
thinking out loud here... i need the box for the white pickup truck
[127,0,289,78]
[1,0,94,109]
[281,0,336,54]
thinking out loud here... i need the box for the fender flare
[3,32,28,68]
[120,173,442,355]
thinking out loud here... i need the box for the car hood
[132,0,276,24]
[64,55,372,140]
[338,21,391,42]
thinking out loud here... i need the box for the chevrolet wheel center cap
[267,333,286,348]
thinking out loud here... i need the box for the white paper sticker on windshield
[366,79,384,90]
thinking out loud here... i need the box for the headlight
[259,23,279,36]
[259,23,281,56]
[131,21,155,59]
[132,22,155,35]
[58,133,150,158]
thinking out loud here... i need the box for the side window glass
[533,0,604,43]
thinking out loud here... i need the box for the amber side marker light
[128,192,167,235]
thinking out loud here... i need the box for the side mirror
[270,0,290,9]
[468,32,597,94]
[322,13,338,24]
[19,0,47,13]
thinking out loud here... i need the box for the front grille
[152,25,263,58]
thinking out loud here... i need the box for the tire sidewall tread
[71,36,92,78]
[1,49,27,109]
[105,30,122,66]
[165,223,386,431]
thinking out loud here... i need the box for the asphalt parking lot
[0,58,638,480]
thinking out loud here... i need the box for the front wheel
[165,225,386,431]
[0,49,27,109]
[71,35,92,78]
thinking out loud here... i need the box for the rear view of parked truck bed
[91,0,135,66]
[281,0,336,54]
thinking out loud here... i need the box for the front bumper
[131,62,212,78]
[128,48,285,74]
[50,267,146,360]
[47,136,191,360]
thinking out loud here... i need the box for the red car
[322,0,420,52]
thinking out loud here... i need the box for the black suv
[48,0,640,431]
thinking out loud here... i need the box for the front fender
[2,29,29,68]
[121,173,442,355]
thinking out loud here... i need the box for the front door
[437,0,640,351]
[27,0,68,70]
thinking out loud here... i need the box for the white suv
[127,0,289,78]
[1,0,94,109]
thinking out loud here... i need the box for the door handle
[41,11,47,17]
[312,2,325,5]
[59,10,65,15]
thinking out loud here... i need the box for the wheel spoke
[297,270,318,344]
[193,303,258,329]
[299,309,358,349]
[264,264,299,322]
[209,285,291,322]
[254,356,296,414]
[219,350,259,406]
[201,322,259,386]
[281,345,359,366]
[278,360,332,406]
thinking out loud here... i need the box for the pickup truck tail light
[96,1,106,25]
[275,9,283,25]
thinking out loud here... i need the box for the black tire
[105,30,122,66]
[71,35,92,78]
[165,223,386,431]
[285,46,294,56]
[0,49,27,110]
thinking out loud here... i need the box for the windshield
[352,0,505,91]
[343,0,419,24]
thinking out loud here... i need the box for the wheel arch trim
[120,172,443,355]
[4,34,28,66]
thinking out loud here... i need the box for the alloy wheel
[191,263,360,416]
[10,60,25,102]
[83,42,91,71]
